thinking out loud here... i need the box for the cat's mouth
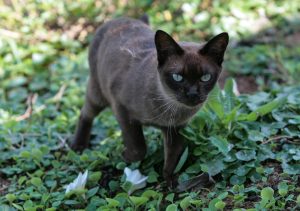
[177,95,207,107]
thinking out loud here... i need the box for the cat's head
[155,30,229,107]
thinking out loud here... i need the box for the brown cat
[71,17,229,184]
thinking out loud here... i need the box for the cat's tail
[139,14,149,25]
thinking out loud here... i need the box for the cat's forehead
[183,53,201,70]
[181,43,218,72]
[164,42,219,77]
[181,51,214,77]
[167,52,214,76]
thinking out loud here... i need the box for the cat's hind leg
[70,77,107,151]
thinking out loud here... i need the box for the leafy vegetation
[1,0,300,210]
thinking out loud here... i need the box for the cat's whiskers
[151,97,167,103]
[144,91,179,121]
[165,102,177,144]
[167,108,173,144]
[168,107,174,144]
[157,98,177,124]
[170,104,176,125]
[144,100,174,121]
[148,93,168,102]
[171,105,178,135]
[167,101,179,144]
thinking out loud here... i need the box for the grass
[0,0,300,210]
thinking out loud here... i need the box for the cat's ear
[155,30,184,66]
[199,32,229,66]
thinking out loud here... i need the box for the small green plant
[260,187,275,208]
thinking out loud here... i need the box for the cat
[70,17,229,185]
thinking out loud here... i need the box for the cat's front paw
[122,148,146,163]
[68,137,89,152]
[163,171,177,188]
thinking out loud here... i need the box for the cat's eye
[172,73,183,82]
[200,74,211,82]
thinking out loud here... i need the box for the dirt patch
[98,166,122,196]
[264,160,284,189]
[0,174,10,196]
[219,70,259,94]
[285,31,300,46]
[261,160,298,209]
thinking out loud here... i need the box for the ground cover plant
[0,0,300,210]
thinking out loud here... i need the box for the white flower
[65,170,88,194]
[124,167,148,195]
[194,12,209,23]
[232,80,240,96]
[221,80,240,96]
[181,3,193,13]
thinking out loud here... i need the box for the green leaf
[174,147,188,173]
[201,158,224,176]
[282,162,300,174]
[129,196,148,207]
[12,203,23,210]
[236,150,256,161]
[80,153,89,162]
[121,181,132,193]
[180,196,191,210]
[30,177,42,187]
[296,195,300,204]
[166,204,178,211]
[108,180,119,192]
[256,166,264,174]
[46,208,56,211]
[0,205,17,211]
[209,136,232,155]
[261,187,274,201]
[230,175,246,185]
[147,170,159,183]
[105,198,120,207]
[5,193,16,203]
[116,162,126,170]
[223,78,236,113]
[248,130,265,142]
[65,188,87,198]
[223,105,240,126]
[64,200,80,205]
[87,187,99,199]
[236,165,251,176]
[208,198,221,211]
[165,193,175,203]
[206,85,224,119]
[278,182,288,196]
[31,149,43,162]
[20,151,31,159]
[141,190,159,199]
[240,97,286,121]
[218,192,228,200]
[23,200,35,209]
[215,200,226,210]
[190,199,202,206]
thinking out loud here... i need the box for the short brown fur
[71,17,229,185]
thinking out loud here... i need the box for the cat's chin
[186,102,203,109]
[181,96,209,108]
[176,99,204,109]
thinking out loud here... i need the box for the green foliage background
[0,0,300,210]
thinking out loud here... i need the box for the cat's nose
[186,87,198,99]
[186,93,198,100]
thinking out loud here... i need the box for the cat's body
[89,18,199,127]
[71,17,229,184]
